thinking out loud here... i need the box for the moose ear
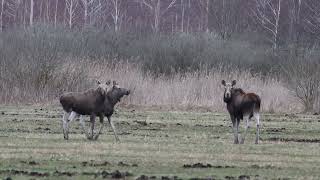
[221,80,226,86]
[97,80,101,85]
[113,80,117,86]
[232,80,236,86]
[106,80,111,85]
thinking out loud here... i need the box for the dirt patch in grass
[118,161,138,167]
[266,137,320,143]
[250,164,281,169]
[20,160,39,165]
[0,169,49,177]
[81,170,133,179]
[81,160,111,167]
[134,120,148,126]
[136,175,180,180]
[183,163,235,169]
[265,127,286,134]
[53,170,76,176]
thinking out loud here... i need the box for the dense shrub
[0,25,318,112]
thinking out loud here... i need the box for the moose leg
[107,116,120,142]
[65,111,77,139]
[240,115,250,144]
[79,115,91,139]
[231,115,239,144]
[254,112,260,144]
[88,114,96,140]
[93,115,105,140]
[62,112,70,140]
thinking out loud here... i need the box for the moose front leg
[231,115,239,144]
[107,116,120,142]
[93,115,105,140]
[79,115,91,139]
[88,114,96,140]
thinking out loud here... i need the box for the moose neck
[106,94,120,108]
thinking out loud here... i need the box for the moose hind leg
[240,115,250,144]
[62,112,70,140]
[254,112,260,144]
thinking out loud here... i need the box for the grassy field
[0,106,320,180]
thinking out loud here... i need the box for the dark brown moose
[80,80,130,141]
[222,80,261,144]
[59,81,111,140]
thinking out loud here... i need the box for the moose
[221,80,261,144]
[59,80,111,140]
[59,80,130,141]
[82,80,131,141]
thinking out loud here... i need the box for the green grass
[0,106,320,179]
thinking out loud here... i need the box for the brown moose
[222,80,261,144]
[59,81,111,140]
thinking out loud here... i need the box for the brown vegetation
[0,59,301,113]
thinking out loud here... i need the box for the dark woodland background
[1,0,320,112]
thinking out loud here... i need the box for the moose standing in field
[83,80,130,141]
[222,80,261,144]
[59,80,111,140]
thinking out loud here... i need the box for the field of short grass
[0,105,320,180]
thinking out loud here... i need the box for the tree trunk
[83,1,88,27]
[181,0,184,32]
[205,0,209,32]
[0,0,4,32]
[55,0,58,27]
[273,0,282,49]
[29,0,34,26]
[154,0,160,33]
[46,0,50,23]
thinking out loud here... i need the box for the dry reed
[0,59,302,113]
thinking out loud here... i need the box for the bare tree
[138,0,177,33]
[281,51,320,112]
[66,0,79,29]
[252,0,282,49]
[109,0,124,32]
[5,0,21,24]
[303,0,320,39]
[46,0,50,23]
[29,0,33,26]
[80,0,103,27]
[198,0,209,32]
[180,0,185,32]
[54,0,59,27]
[0,0,5,31]
[288,0,302,44]
[81,0,94,26]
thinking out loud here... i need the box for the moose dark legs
[240,114,250,144]
[254,112,260,144]
[107,116,120,142]
[62,112,70,140]
[240,112,260,144]
[89,114,96,140]
[231,115,239,144]
[79,115,91,139]
[93,115,105,140]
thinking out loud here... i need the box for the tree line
[0,0,320,48]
